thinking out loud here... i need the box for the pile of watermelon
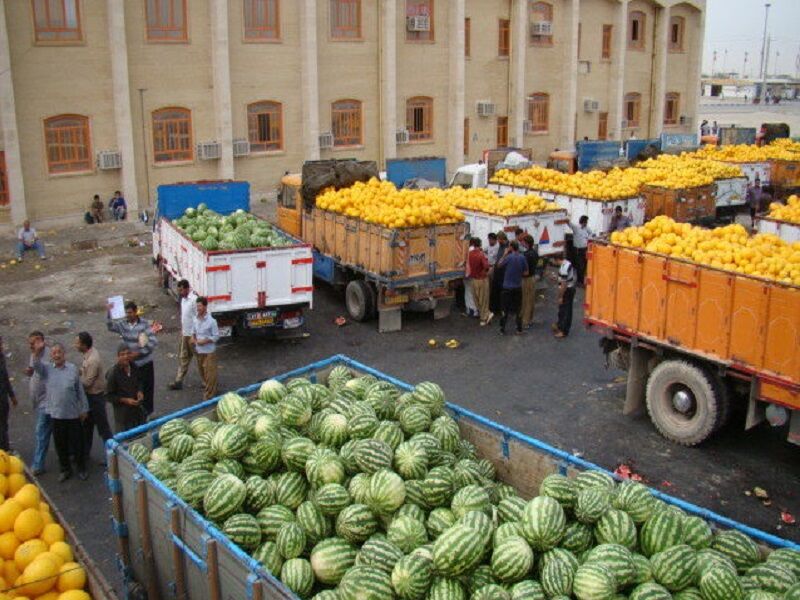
[126,368,800,600]
[172,204,291,251]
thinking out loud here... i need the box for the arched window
[529,2,553,46]
[152,107,193,163]
[331,100,363,147]
[248,101,283,152]
[624,93,641,128]
[527,93,549,133]
[669,15,684,52]
[43,114,91,174]
[628,10,645,50]
[664,93,680,126]
[406,96,433,141]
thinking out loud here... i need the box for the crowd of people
[0,281,219,483]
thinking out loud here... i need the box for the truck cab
[277,173,303,237]
[449,163,488,189]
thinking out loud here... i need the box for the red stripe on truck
[207,294,232,302]
[206,265,230,272]
[292,286,313,294]
[292,257,313,265]
[256,261,266,268]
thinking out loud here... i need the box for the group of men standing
[0,280,219,482]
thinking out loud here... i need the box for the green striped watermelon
[258,379,287,403]
[394,441,430,480]
[640,510,684,557]
[422,473,454,509]
[497,495,526,524]
[494,521,523,546]
[682,516,713,550]
[211,423,249,459]
[305,450,346,489]
[279,395,312,428]
[391,551,433,599]
[427,507,457,539]
[318,413,349,447]
[628,582,673,600]
[396,502,426,523]
[450,484,491,519]
[203,474,246,522]
[594,508,637,550]
[222,513,262,551]
[354,439,394,474]
[510,580,546,600]
[335,503,378,543]
[339,565,395,600]
[347,473,371,504]
[242,437,282,474]
[357,535,404,574]
[540,550,576,597]
[539,473,578,508]
[296,501,330,545]
[372,420,405,450]
[575,470,616,492]
[613,481,656,523]
[631,552,653,585]
[213,458,245,480]
[274,471,308,509]
[585,543,635,588]
[744,562,797,594]
[257,504,296,540]
[432,524,486,577]
[398,404,432,436]
[127,442,151,464]
[275,522,306,559]
[189,416,215,437]
[309,536,356,585]
[412,381,446,417]
[176,470,215,509]
[244,476,274,513]
[698,564,744,600]
[767,548,800,578]
[572,562,617,600]
[429,415,461,453]
[785,583,800,600]
[314,483,351,516]
[252,540,283,575]
[469,564,497,593]
[711,530,761,573]
[280,557,314,598]
[159,418,190,446]
[426,576,466,600]
[326,365,353,389]
[168,434,195,462]
[473,583,511,600]
[387,514,428,553]
[347,413,379,440]
[650,544,697,591]
[491,535,534,583]
[672,588,704,600]
[366,469,406,515]
[575,487,611,524]
[521,496,567,551]
[695,548,738,579]
[217,392,248,423]
[281,436,316,472]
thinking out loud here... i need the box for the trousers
[138,361,155,415]
[175,336,195,383]
[32,409,52,471]
[83,392,113,458]
[196,353,218,400]
[500,288,523,333]
[557,287,577,335]
[52,418,85,473]
[520,276,535,327]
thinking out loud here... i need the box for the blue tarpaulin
[626,138,661,160]
[576,141,623,171]
[386,157,447,187]
[155,181,250,221]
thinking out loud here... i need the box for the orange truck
[584,240,799,446]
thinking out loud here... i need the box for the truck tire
[345,280,374,322]
[712,375,732,433]
[645,360,719,446]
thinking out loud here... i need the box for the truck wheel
[345,280,374,322]
[645,360,719,446]
[712,376,732,432]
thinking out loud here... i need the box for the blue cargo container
[625,138,661,161]
[576,140,624,171]
[386,157,447,187]
[155,181,251,221]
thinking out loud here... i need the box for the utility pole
[742,51,748,78]
[723,49,728,73]
[763,37,771,102]
[758,3,771,104]
[712,50,717,76]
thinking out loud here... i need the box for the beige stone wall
[666,2,702,134]
[623,0,656,139]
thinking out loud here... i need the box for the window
[330,0,360,39]
[527,93,549,133]
[146,0,187,42]
[31,0,82,43]
[624,93,641,128]
[44,114,91,174]
[598,112,608,140]
[465,17,470,57]
[498,19,510,56]
[577,22,582,59]
[669,16,684,52]
[628,10,645,50]
[406,96,433,142]
[601,24,612,59]
[152,107,193,162]
[244,0,279,41]
[406,0,434,42]
[0,152,8,206]
[496,116,508,147]
[664,93,679,126]
[248,101,283,152]
[463,118,469,155]
[331,100,362,147]
[529,2,553,46]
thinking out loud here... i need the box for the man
[490,232,509,314]
[610,206,632,232]
[15,220,46,261]
[485,233,500,266]
[462,254,478,319]
[568,215,593,286]
[746,178,770,228]
[105,345,145,434]
[497,241,528,335]
[26,331,51,475]
[89,195,104,224]
[109,191,127,221]
[169,280,197,390]
[192,297,220,400]
[75,332,112,462]
[467,237,492,326]
[520,235,539,330]
[553,256,578,338]
[30,340,89,482]
[0,336,17,451]
[107,301,157,416]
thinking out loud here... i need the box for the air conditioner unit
[476,101,496,117]
[620,119,630,129]
[396,129,410,144]
[232,138,250,157]
[319,132,334,149]
[197,141,221,160]
[530,21,552,36]
[97,150,122,170]
[578,60,591,74]
[523,120,535,134]
[583,99,600,113]
[406,15,430,32]
[679,115,693,126]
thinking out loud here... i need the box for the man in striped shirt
[107,300,157,416]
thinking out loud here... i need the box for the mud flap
[623,345,648,416]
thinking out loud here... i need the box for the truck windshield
[450,172,474,189]
[279,185,297,209]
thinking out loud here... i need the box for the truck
[277,174,468,332]
[107,354,799,600]
[386,151,533,191]
[153,181,313,339]
[641,183,716,223]
[585,239,799,447]
[458,206,569,257]
[755,214,800,243]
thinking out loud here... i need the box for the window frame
[406,96,434,142]
[529,1,554,47]
[601,24,612,60]
[663,92,680,126]
[31,0,83,44]
[247,101,284,153]
[145,0,188,43]
[464,17,470,57]
[405,0,435,43]
[0,151,8,206]
[243,0,280,42]
[498,18,510,57]
[496,116,508,147]
[668,15,684,52]
[624,93,641,128]
[628,10,645,51]
[527,93,549,134]
[330,0,362,41]
[598,111,608,140]
[331,99,363,148]
[151,107,194,164]
[43,114,93,175]
[463,118,469,156]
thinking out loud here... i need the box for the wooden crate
[641,184,715,222]
[770,159,800,188]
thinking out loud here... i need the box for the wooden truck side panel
[642,184,716,222]
[586,243,800,409]
[770,159,800,187]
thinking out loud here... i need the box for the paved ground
[1,218,798,595]
[699,97,800,132]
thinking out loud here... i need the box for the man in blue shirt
[109,191,127,221]
[497,241,529,335]
[191,296,220,400]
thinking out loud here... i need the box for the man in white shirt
[568,215,593,286]
[191,296,220,400]
[553,257,578,338]
[16,220,47,261]
[168,279,197,391]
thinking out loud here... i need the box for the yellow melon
[14,509,44,542]
[6,474,26,497]
[35,593,60,600]
[14,539,47,571]
[6,457,23,476]
[33,552,63,570]
[18,554,59,596]
[0,475,8,497]
[56,562,85,592]
[0,501,23,534]
[13,486,40,511]
[3,559,20,586]
[0,451,9,476]
[0,532,20,560]
[40,525,64,547]
[56,592,90,600]
[48,543,72,565]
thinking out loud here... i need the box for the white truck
[714,177,748,211]
[754,215,800,243]
[459,207,569,257]
[153,181,313,339]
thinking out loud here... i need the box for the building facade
[0,0,705,226]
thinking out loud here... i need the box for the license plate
[385,294,409,305]
[246,311,277,329]
[218,326,233,338]
[283,317,302,329]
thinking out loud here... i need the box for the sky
[702,0,800,77]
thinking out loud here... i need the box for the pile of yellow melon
[492,167,646,200]
[637,154,743,185]
[451,189,560,216]
[693,141,800,163]
[0,452,91,600]
[610,216,800,286]
[767,195,800,224]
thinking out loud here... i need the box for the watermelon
[366,469,406,515]
[282,436,317,472]
[673,589,704,600]
[469,564,497,593]
[613,481,655,523]
[711,530,761,573]
[631,552,653,585]
[127,442,151,464]
[422,472,454,508]
[274,471,308,509]
[510,580,546,600]
[398,404,432,436]
[279,395,312,428]
[432,524,486,577]
[450,484,491,519]
[494,521,523,546]
[176,470,215,509]
[252,540,283,574]
[318,413,349,447]
[539,473,578,508]
[767,548,800,578]
[497,495,527,524]
[785,583,800,600]
[521,496,567,551]
[540,550,576,597]
[336,503,378,543]
[394,441,430,480]
[473,583,511,600]
[640,510,684,557]
[347,473,371,504]
[357,535,404,574]
[216,392,248,423]
[347,413,379,440]
[326,365,352,389]
[222,513,262,551]
[572,562,617,600]
[628,582,672,600]
[258,379,287,403]
[585,543,635,588]
[650,544,697,591]
[211,424,249,459]
[412,381,445,416]
[387,515,428,553]
[167,433,194,462]
[256,504,296,540]
[682,515,713,550]
[396,503,426,523]
[354,439,394,474]
[203,474,246,522]
[276,522,306,559]
[280,557,314,598]
[744,562,797,594]
[391,552,433,599]
[594,508,638,550]
[695,548,738,579]
[427,576,466,600]
[427,507,457,539]
[158,418,190,447]
[244,476,274,513]
[574,487,611,524]
[575,471,616,492]
[491,535,534,583]
[296,501,330,545]
[339,565,395,600]
[315,483,351,516]
[213,458,245,480]
[306,450,346,489]
[429,415,461,453]
[308,537,356,585]
[699,565,744,600]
